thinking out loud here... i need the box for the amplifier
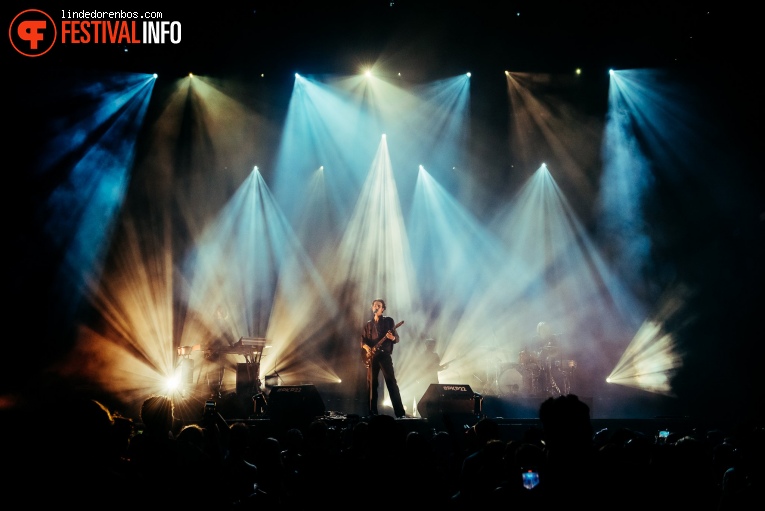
[268,384,326,427]
[418,384,482,418]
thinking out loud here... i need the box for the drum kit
[473,340,576,397]
[506,342,576,397]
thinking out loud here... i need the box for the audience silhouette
[12,391,760,511]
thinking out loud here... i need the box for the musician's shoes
[396,414,413,419]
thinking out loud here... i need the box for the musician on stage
[360,298,407,418]
[413,338,450,414]
[423,338,449,385]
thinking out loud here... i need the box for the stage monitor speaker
[418,383,481,419]
[268,384,326,427]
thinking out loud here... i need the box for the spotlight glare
[165,374,181,392]
[466,72,471,77]
[152,73,158,79]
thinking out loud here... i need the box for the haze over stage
[5,2,762,424]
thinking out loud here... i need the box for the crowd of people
[7,391,763,510]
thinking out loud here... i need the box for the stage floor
[171,384,739,444]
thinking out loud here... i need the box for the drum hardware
[543,357,575,395]
[548,373,562,396]
[498,366,523,395]
[541,343,559,357]
[516,343,577,396]
[472,357,510,397]
[499,362,520,373]
[470,348,508,396]
[487,360,503,396]
[473,371,500,397]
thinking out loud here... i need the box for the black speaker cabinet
[418,383,481,419]
[236,363,260,396]
[267,384,326,427]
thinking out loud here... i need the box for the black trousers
[367,351,406,417]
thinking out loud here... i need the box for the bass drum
[499,367,524,395]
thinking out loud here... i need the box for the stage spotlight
[152,73,158,79]
[466,72,471,77]
[164,374,181,393]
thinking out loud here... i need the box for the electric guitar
[363,320,404,368]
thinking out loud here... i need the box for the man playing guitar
[360,298,407,418]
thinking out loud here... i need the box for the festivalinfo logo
[9,8,181,57]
